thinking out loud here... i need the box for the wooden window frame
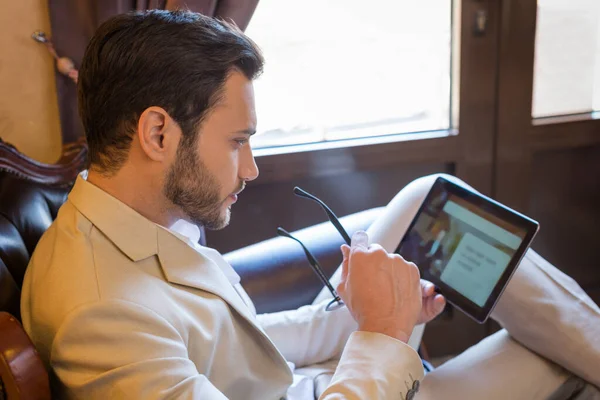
[253,0,503,199]
[495,0,600,211]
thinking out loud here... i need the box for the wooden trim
[253,133,460,185]
[533,111,600,126]
[453,0,501,196]
[531,119,600,151]
[493,0,538,212]
[0,312,51,400]
[0,138,87,187]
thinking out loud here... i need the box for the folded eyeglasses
[277,187,351,312]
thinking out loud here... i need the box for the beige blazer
[21,176,423,399]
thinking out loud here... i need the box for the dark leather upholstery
[0,173,71,321]
[0,138,88,324]
[0,140,87,399]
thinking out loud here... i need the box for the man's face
[163,71,259,230]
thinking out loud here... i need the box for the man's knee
[407,173,455,196]
[413,173,454,187]
[408,173,473,196]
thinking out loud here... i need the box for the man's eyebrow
[233,128,257,136]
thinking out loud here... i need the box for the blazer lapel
[156,227,291,371]
[156,227,258,326]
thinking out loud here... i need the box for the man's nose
[240,147,259,182]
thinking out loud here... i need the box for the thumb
[341,244,351,260]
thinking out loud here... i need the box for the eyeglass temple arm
[293,187,352,246]
[276,227,341,300]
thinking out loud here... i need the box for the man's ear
[137,106,180,162]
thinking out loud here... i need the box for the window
[246,0,453,149]
[532,0,600,118]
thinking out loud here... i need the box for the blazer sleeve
[256,300,358,368]
[50,299,228,399]
[320,331,425,400]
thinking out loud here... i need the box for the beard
[163,138,242,230]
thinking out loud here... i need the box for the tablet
[395,176,539,323]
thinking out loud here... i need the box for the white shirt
[168,219,241,286]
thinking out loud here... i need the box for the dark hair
[78,10,264,174]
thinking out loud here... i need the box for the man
[21,10,600,400]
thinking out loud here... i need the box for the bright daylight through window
[245,0,453,150]
[533,0,600,118]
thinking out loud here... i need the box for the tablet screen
[397,178,535,316]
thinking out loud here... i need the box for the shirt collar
[169,219,202,244]
[168,219,240,286]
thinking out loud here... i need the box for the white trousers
[312,173,600,399]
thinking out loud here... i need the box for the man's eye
[234,138,248,146]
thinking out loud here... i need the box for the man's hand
[337,231,422,343]
[418,279,446,324]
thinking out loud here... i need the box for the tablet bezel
[395,176,539,323]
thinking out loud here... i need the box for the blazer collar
[68,175,158,261]
[156,226,256,323]
[67,175,257,324]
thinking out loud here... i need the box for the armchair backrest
[0,139,86,321]
[0,139,86,400]
[0,312,50,400]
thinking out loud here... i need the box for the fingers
[340,245,350,283]
[342,231,427,339]
[426,294,446,314]
[349,231,390,256]
[421,279,436,297]
[419,279,444,324]
[366,243,385,253]
[350,231,368,250]
[434,294,446,312]
[349,232,387,269]
[347,231,422,291]
[419,293,446,324]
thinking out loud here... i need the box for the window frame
[494,0,600,211]
[253,0,502,197]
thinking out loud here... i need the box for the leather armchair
[0,140,379,399]
[0,139,88,400]
[0,312,50,400]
